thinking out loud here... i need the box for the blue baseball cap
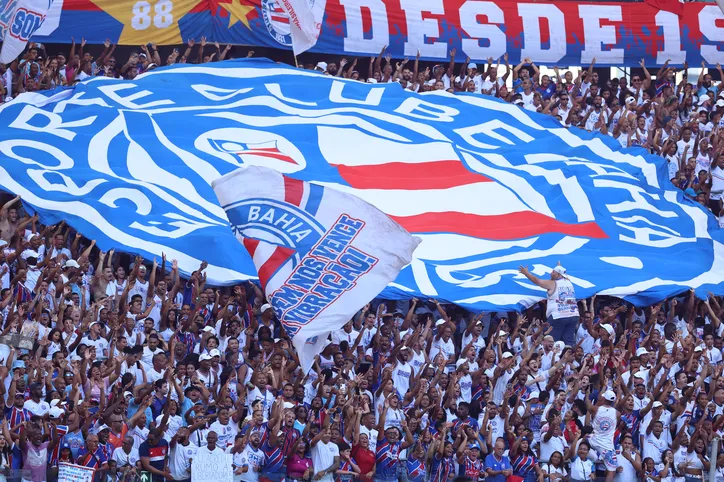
[11,360,24,370]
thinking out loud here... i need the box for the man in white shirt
[24,383,50,416]
[141,334,165,370]
[643,419,668,464]
[197,431,225,455]
[169,427,197,481]
[236,430,266,482]
[311,428,340,482]
[112,436,140,479]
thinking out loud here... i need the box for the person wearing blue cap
[456,434,484,482]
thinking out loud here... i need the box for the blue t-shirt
[484,453,511,482]
[375,437,401,480]
[63,430,86,459]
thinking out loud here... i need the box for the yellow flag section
[88,0,203,44]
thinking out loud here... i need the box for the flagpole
[294,54,299,69]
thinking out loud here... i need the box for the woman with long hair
[510,435,544,482]
[286,438,313,482]
[680,430,710,482]
[540,451,566,482]
[159,307,178,343]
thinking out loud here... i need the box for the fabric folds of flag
[644,0,683,16]
[277,0,327,56]
[212,166,419,373]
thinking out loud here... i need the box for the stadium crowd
[0,38,724,482]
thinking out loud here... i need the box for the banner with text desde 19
[191,451,233,482]
[24,0,724,66]
[58,462,94,482]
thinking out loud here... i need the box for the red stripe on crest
[335,161,492,190]
[243,238,260,257]
[391,212,608,240]
[284,177,304,206]
[257,245,296,288]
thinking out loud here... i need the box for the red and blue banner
[20,0,724,66]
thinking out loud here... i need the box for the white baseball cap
[261,303,273,314]
[552,265,567,276]
[209,348,221,358]
[64,259,80,269]
[502,352,514,359]
[468,62,478,69]
[636,347,649,356]
[21,249,39,260]
[49,407,64,419]
[602,390,616,402]
[199,354,212,361]
[315,61,328,71]
[527,391,540,401]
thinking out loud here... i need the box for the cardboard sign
[58,462,95,482]
[191,451,233,482]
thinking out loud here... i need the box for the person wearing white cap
[588,389,619,480]
[518,262,579,346]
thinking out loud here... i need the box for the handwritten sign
[191,451,233,482]
[58,462,95,482]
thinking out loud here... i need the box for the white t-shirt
[591,406,617,451]
[208,420,239,450]
[540,435,567,463]
[235,445,266,482]
[570,457,595,480]
[168,442,197,480]
[128,279,149,302]
[615,449,638,482]
[430,337,455,363]
[312,440,339,482]
[711,166,724,201]
[246,387,274,419]
[111,446,140,469]
[23,399,50,417]
[643,433,668,464]
[391,361,413,397]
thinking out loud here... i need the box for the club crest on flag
[262,0,292,46]
[213,165,418,372]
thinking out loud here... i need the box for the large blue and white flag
[0,58,723,311]
[213,166,419,372]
